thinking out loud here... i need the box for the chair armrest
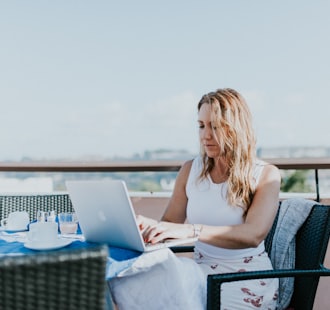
[170,245,195,253]
[207,264,330,310]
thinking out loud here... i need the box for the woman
[138,88,280,309]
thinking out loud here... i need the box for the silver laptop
[65,180,197,252]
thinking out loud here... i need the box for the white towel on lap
[109,248,206,310]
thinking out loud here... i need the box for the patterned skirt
[194,250,279,310]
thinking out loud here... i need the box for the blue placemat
[0,238,142,280]
[0,238,92,255]
[106,246,141,279]
[1,215,142,280]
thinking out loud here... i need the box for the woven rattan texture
[0,245,108,310]
[206,203,330,310]
[290,204,330,309]
[0,194,74,222]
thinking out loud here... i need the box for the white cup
[1,211,30,231]
[28,222,59,244]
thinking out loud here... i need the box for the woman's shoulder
[256,159,281,182]
[181,156,203,171]
[256,159,279,171]
[180,159,194,174]
[178,156,201,179]
[253,159,280,185]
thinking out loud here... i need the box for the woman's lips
[205,144,216,148]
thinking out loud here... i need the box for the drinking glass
[58,212,78,234]
[46,210,56,222]
[37,210,47,222]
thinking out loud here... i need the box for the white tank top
[186,156,266,259]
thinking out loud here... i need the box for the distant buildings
[257,146,330,158]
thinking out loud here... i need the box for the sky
[0,1,330,161]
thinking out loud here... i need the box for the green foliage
[135,180,162,192]
[281,170,313,193]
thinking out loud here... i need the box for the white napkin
[0,231,28,243]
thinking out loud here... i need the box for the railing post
[315,169,320,202]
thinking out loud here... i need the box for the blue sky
[1,1,329,160]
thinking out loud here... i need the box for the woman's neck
[210,157,229,184]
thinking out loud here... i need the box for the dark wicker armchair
[172,200,330,310]
[0,244,109,310]
[0,193,74,222]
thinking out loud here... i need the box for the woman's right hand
[137,215,195,244]
[136,215,158,233]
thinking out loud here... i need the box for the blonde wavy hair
[198,88,257,211]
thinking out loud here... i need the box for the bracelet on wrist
[192,224,203,239]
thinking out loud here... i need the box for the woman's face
[198,103,221,158]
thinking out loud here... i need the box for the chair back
[266,202,330,309]
[0,193,74,222]
[0,244,109,310]
[291,204,330,309]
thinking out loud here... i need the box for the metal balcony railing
[0,157,330,202]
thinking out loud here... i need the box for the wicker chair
[172,200,330,310]
[0,244,109,310]
[0,193,74,222]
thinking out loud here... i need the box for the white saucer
[0,226,28,233]
[24,238,72,251]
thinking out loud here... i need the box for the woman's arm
[143,163,281,248]
[139,160,194,243]
[196,163,281,249]
[161,160,193,223]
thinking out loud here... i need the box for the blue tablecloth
[0,237,142,280]
[0,234,206,309]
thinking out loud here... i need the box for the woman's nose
[202,126,212,139]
